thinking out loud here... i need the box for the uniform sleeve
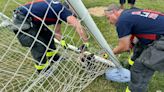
[51,3,73,22]
[116,20,134,38]
[60,7,73,22]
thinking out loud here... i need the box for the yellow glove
[128,58,134,66]
[128,49,134,66]
[60,40,68,49]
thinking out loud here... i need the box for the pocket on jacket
[155,41,164,50]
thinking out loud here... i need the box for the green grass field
[0,0,164,92]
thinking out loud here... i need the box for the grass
[0,0,164,92]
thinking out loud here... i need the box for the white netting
[0,0,114,92]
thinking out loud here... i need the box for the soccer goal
[0,0,121,92]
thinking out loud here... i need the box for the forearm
[67,16,88,43]
[75,24,88,43]
[113,45,130,54]
[55,32,62,41]
[54,24,62,41]
[113,36,131,54]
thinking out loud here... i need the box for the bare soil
[88,6,107,17]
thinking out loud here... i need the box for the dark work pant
[120,0,136,4]
[129,36,164,92]
[129,59,155,92]
[16,25,57,65]
[12,10,60,72]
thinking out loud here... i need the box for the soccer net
[0,0,116,92]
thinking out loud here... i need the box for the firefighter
[12,0,89,74]
[104,4,164,92]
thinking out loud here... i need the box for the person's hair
[105,4,120,12]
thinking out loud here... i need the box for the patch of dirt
[88,6,107,17]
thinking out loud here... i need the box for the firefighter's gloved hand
[78,42,89,52]
[60,39,68,49]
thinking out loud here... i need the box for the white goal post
[0,0,121,92]
[66,0,122,68]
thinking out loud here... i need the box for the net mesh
[0,0,111,92]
